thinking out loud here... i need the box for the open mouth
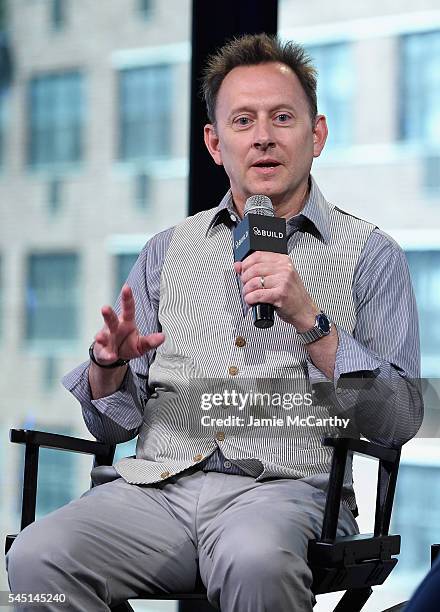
[253,162,280,168]
[252,162,281,171]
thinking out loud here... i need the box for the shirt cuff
[62,360,144,430]
[305,325,384,390]
[333,325,383,384]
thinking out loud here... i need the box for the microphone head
[244,194,274,217]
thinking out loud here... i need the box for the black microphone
[233,195,288,329]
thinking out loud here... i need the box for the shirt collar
[206,191,238,236]
[291,175,331,244]
[206,175,331,244]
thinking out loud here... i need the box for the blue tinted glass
[400,31,440,143]
[28,71,83,166]
[306,42,353,147]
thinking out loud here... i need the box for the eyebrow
[228,104,297,119]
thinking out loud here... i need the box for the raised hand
[92,284,164,366]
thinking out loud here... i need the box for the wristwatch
[297,311,332,344]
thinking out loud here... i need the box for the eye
[275,113,291,123]
[233,116,252,127]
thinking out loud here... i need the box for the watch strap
[89,343,130,369]
[297,312,331,345]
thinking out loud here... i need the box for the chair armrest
[320,436,401,542]
[322,436,399,463]
[9,429,116,531]
[10,429,113,458]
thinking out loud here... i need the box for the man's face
[204,62,327,215]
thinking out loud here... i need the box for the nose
[253,118,275,151]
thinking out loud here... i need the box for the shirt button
[235,336,246,348]
[193,454,204,462]
[216,431,225,441]
[160,471,170,479]
[223,460,232,469]
[229,365,239,376]
[336,388,342,395]
[230,213,237,222]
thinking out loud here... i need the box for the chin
[247,182,280,198]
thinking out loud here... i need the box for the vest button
[193,454,204,462]
[160,471,170,479]
[235,336,246,347]
[228,365,239,376]
[216,431,225,441]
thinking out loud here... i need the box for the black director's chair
[5,429,401,612]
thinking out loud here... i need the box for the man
[7,34,422,611]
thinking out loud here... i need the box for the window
[119,65,172,161]
[0,254,2,339]
[138,0,152,19]
[16,423,76,517]
[28,71,83,167]
[392,463,440,578]
[47,176,63,213]
[37,443,76,516]
[306,42,353,147]
[0,87,7,166]
[0,0,6,29]
[51,0,66,30]
[42,355,59,390]
[134,171,151,210]
[405,250,440,376]
[26,253,79,342]
[400,31,440,145]
[115,253,138,300]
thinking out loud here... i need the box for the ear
[204,124,223,166]
[312,114,328,158]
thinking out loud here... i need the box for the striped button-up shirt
[63,176,423,482]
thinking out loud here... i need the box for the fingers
[242,274,273,297]
[243,287,276,306]
[101,305,120,333]
[92,329,119,363]
[121,284,136,322]
[94,345,119,363]
[93,286,163,362]
[238,253,293,285]
[138,332,165,354]
[239,251,289,270]
[94,329,110,347]
[240,264,274,286]
[234,261,242,275]
[236,253,294,310]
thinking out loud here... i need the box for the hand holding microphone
[233,194,287,328]
[233,195,319,330]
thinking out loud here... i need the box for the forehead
[216,62,309,117]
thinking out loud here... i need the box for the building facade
[0,1,439,609]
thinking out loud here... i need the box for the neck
[273,181,310,219]
[233,178,311,219]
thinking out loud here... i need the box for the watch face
[317,313,330,333]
